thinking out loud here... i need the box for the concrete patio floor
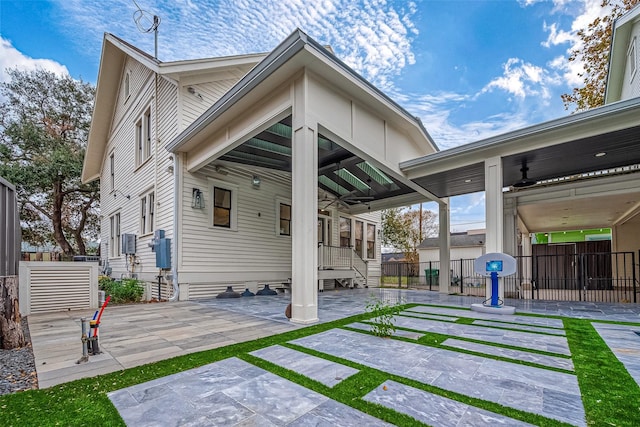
[27,288,640,426]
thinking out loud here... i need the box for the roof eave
[400,96,640,172]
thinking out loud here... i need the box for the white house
[82,30,445,323]
[84,8,640,321]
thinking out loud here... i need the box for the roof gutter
[400,96,640,172]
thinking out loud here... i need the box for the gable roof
[605,3,640,104]
[165,29,438,155]
[419,233,486,249]
[81,33,266,183]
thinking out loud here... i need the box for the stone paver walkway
[290,328,585,426]
[108,357,390,427]
[250,345,359,387]
[364,380,536,427]
[27,289,640,426]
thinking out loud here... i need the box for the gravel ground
[0,318,38,395]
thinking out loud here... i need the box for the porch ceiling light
[595,152,606,157]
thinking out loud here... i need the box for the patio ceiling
[407,124,640,199]
[218,115,415,209]
[400,97,640,233]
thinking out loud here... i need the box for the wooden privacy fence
[19,262,99,315]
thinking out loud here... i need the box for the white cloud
[0,37,69,84]
[541,21,573,48]
[53,0,418,89]
[392,89,533,150]
[480,58,560,101]
[532,0,615,91]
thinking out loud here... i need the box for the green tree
[562,0,640,111]
[0,68,98,255]
[381,206,437,264]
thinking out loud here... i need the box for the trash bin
[424,269,439,286]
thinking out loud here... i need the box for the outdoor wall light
[252,175,261,188]
[191,188,205,209]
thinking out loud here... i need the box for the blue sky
[0,0,610,232]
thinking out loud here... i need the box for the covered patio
[166,30,450,323]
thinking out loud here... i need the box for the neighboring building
[418,230,485,264]
[82,30,440,322]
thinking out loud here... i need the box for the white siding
[621,23,640,100]
[100,59,177,283]
[177,164,384,292]
[180,79,240,129]
[179,165,292,285]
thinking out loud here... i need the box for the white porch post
[503,197,517,256]
[291,73,319,324]
[484,156,504,299]
[521,232,532,288]
[438,198,450,294]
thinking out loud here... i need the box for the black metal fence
[0,176,20,276]
[381,258,486,295]
[382,251,639,303]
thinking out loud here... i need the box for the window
[278,202,291,236]
[367,223,376,259]
[135,107,152,165]
[110,213,121,257]
[124,71,130,99]
[210,179,238,230]
[109,152,115,190]
[355,220,363,258]
[140,192,154,235]
[629,37,637,82]
[339,216,351,247]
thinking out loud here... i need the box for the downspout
[169,152,180,301]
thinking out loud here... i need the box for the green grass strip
[564,318,640,427]
[280,341,571,426]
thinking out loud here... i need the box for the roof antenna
[132,0,161,59]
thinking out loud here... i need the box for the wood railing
[318,244,368,282]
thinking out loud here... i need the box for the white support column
[485,156,504,300]
[503,197,517,256]
[521,232,532,288]
[291,73,319,324]
[438,198,450,294]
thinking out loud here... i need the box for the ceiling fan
[319,169,374,209]
[513,160,537,188]
[320,189,373,209]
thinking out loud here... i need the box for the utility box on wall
[121,234,137,254]
[155,238,171,269]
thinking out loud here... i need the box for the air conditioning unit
[121,234,137,254]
